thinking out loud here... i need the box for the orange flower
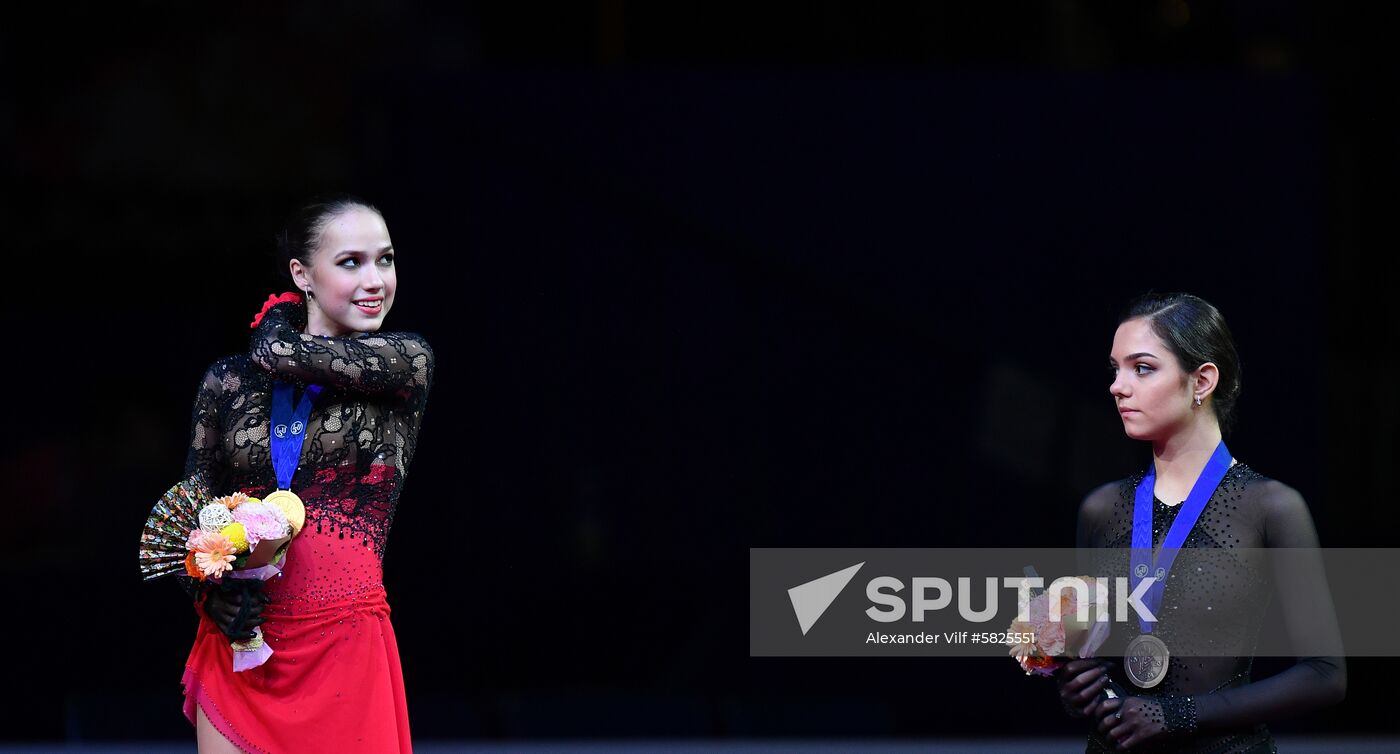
[193,531,238,578]
[212,491,251,511]
[1018,654,1059,675]
[184,552,204,580]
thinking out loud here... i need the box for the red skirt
[182,526,413,753]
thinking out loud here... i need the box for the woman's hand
[1092,695,1170,750]
[200,579,271,641]
[1057,658,1113,718]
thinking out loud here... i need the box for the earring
[1194,396,1202,407]
[304,287,314,301]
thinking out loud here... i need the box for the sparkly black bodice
[1076,463,1345,754]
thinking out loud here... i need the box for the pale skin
[195,206,399,753]
[1108,316,1234,505]
[1058,316,1235,750]
[197,705,245,754]
[289,206,398,337]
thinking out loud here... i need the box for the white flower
[198,503,234,532]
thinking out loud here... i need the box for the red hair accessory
[249,291,304,329]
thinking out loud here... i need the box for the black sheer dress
[1074,462,1345,754]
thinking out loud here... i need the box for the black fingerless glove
[199,578,271,642]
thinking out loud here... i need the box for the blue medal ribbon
[270,381,322,490]
[1130,440,1232,634]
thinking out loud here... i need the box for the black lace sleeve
[249,299,435,407]
[1190,482,1347,730]
[175,362,230,601]
[183,363,229,488]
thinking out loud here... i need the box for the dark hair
[1120,292,1243,435]
[276,194,384,284]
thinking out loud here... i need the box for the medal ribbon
[270,381,322,491]
[1130,440,1232,634]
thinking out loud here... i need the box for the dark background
[4,0,1396,742]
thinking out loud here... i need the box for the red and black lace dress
[178,299,434,754]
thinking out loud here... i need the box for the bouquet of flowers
[1005,573,1112,676]
[140,476,303,671]
[183,491,294,580]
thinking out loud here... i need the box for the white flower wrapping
[1007,575,1111,676]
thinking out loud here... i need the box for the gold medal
[1125,633,1170,688]
[263,489,306,536]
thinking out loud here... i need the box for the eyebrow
[334,246,394,257]
[1109,352,1159,363]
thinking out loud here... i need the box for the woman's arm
[1188,482,1346,730]
[1058,484,1119,719]
[178,362,231,601]
[1095,481,1345,746]
[183,363,230,489]
[249,300,434,403]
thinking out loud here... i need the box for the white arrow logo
[788,562,865,636]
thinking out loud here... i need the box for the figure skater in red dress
[178,196,434,753]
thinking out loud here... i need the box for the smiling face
[289,206,396,336]
[1108,317,1199,442]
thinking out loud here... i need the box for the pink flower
[1026,593,1067,657]
[1006,575,1111,677]
[1047,575,1109,658]
[191,531,238,578]
[195,550,236,579]
[186,529,211,551]
[231,501,290,547]
[188,529,230,553]
[1004,590,1066,677]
